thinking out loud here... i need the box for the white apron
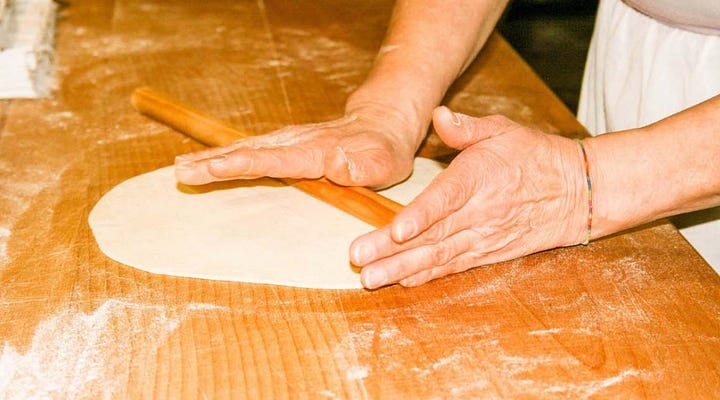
[578,0,720,272]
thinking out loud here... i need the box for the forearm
[346,0,509,149]
[586,95,720,238]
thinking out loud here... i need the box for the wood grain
[0,100,8,139]
[0,0,719,398]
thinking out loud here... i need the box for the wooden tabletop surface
[1,1,719,398]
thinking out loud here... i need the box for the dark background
[499,0,599,112]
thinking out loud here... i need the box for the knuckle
[423,223,449,244]
[429,240,454,266]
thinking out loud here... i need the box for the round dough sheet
[89,158,445,289]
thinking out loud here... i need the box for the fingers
[175,141,403,186]
[175,131,293,163]
[174,139,252,185]
[173,135,281,185]
[210,146,326,180]
[432,106,517,150]
[388,156,478,243]
[372,109,519,243]
[175,128,411,187]
[351,206,469,266]
[174,141,243,164]
[397,251,486,287]
[174,148,229,185]
[175,145,326,185]
[375,108,519,243]
[358,229,483,289]
[356,226,530,289]
[173,124,321,185]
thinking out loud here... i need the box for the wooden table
[1,1,719,398]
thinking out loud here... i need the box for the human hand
[350,106,590,289]
[174,104,423,189]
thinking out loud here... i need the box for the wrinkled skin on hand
[174,105,420,189]
[350,106,589,289]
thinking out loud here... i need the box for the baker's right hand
[174,104,422,189]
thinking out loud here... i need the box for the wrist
[580,131,648,239]
[557,136,596,246]
[576,139,593,244]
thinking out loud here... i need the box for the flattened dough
[89,158,445,289]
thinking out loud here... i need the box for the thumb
[324,145,411,189]
[432,106,516,150]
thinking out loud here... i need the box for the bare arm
[175,0,509,188]
[587,95,720,238]
[347,0,511,150]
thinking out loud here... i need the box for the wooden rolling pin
[131,87,403,227]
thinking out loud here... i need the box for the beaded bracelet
[576,139,593,245]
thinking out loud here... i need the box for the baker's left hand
[350,106,591,289]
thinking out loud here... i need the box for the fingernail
[352,242,375,265]
[208,155,227,164]
[450,111,462,126]
[362,268,387,289]
[394,220,417,242]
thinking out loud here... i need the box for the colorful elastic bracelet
[576,139,593,245]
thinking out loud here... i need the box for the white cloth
[578,0,720,272]
[623,0,720,36]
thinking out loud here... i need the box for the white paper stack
[0,0,56,98]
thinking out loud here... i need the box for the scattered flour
[336,311,653,398]
[330,333,371,398]
[0,226,9,262]
[40,110,76,128]
[345,366,369,381]
[0,154,71,259]
[528,328,563,336]
[451,92,560,134]
[278,29,372,94]
[0,298,229,399]
[317,389,339,399]
[431,350,463,370]
[543,369,647,399]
